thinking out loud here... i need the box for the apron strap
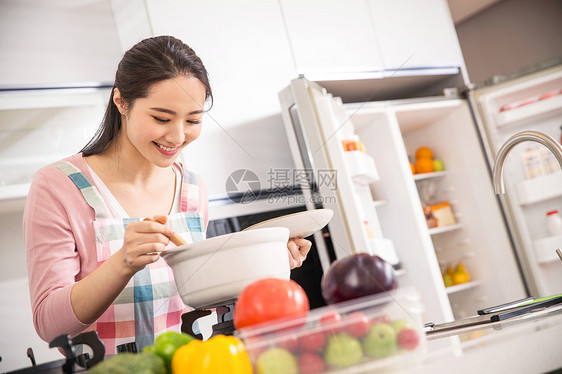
[53,161,112,220]
[179,168,201,213]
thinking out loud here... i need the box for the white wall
[143,0,297,197]
[455,0,562,83]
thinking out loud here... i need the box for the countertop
[397,303,562,374]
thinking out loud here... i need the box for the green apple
[433,158,444,172]
[363,323,397,359]
[390,319,412,334]
[324,332,363,368]
[256,348,298,374]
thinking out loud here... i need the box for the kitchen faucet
[493,130,562,264]
[492,130,562,194]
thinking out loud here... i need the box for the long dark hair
[81,35,213,156]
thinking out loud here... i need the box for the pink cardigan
[23,153,209,343]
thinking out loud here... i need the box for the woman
[23,35,311,353]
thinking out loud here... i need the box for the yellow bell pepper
[171,335,253,374]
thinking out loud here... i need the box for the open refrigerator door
[470,63,562,298]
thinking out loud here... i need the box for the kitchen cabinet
[279,0,384,73]
[279,0,463,76]
[367,0,463,70]
[0,0,121,87]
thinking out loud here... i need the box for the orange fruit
[410,162,416,174]
[415,146,433,160]
[415,158,434,173]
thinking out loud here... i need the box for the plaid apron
[54,160,205,353]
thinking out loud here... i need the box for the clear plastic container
[235,288,426,373]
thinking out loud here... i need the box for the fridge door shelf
[428,223,463,236]
[533,234,562,264]
[515,171,562,206]
[413,170,450,181]
[368,237,399,265]
[344,150,380,185]
[494,94,562,129]
[445,280,482,294]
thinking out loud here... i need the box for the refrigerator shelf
[428,223,463,236]
[494,94,562,128]
[344,150,380,185]
[515,171,562,206]
[372,200,388,208]
[533,234,562,264]
[413,170,449,181]
[445,280,482,294]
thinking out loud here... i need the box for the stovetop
[181,303,236,339]
[10,304,237,373]
[8,331,106,374]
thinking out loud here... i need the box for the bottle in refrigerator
[541,147,560,174]
[521,147,546,179]
[546,210,562,236]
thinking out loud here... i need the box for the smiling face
[113,75,207,168]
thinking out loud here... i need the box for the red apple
[298,351,325,374]
[319,310,343,334]
[397,328,420,350]
[299,330,326,352]
[370,314,391,326]
[344,311,370,337]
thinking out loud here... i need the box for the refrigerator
[278,62,562,324]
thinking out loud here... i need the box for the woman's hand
[118,215,173,274]
[287,238,312,269]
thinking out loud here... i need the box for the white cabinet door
[368,0,463,70]
[280,0,384,73]
[0,0,122,86]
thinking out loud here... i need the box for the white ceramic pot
[161,227,290,308]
